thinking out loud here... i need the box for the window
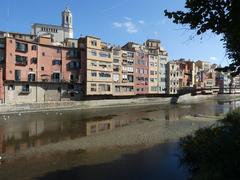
[113,51,120,56]
[31,58,37,64]
[113,65,119,72]
[99,72,111,78]
[15,70,21,81]
[150,71,154,75]
[70,74,78,81]
[69,61,80,69]
[41,67,44,71]
[0,55,4,64]
[127,75,133,82]
[67,49,79,58]
[91,40,97,46]
[42,52,45,56]
[90,125,97,134]
[91,71,97,77]
[90,84,97,92]
[8,85,15,90]
[99,122,111,132]
[57,48,61,53]
[90,50,97,56]
[16,55,27,66]
[28,74,36,82]
[32,45,37,51]
[113,74,119,82]
[91,61,97,67]
[52,60,62,65]
[113,59,119,63]
[21,84,30,93]
[51,73,60,82]
[99,52,111,58]
[16,42,28,52]
[98,84,111,92]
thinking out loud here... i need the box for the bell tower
[62,7,73,39]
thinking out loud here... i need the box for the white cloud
[124,21,138,33]
[113,18,139,34]
[124,17,132,21]
[209,57,218,61]
[113,22,123,28]
[138,20,145,24]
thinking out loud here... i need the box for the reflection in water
[0,100,239,157]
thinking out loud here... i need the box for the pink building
[122,42,149,95]
[134,49,149,95]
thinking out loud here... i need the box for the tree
[165,0,240,76]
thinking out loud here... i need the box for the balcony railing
[15,60,28,66]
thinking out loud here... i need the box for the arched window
[66,16,69,23]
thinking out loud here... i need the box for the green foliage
[221,110,240,125]
[179,109,240,179]
[165,0,240,75]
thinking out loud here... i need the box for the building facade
[80,36,113,96]
[0,34,84,104]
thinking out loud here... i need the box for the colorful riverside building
[79,36,113,96]
[0,33,84,104]
[145,40,168,94]
[112,47,135,96]
[0,7,171,104]
[122,42,149,95]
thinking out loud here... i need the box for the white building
[32,7,73,43]
[166,61,183,94]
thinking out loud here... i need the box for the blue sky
[0,0,230,66]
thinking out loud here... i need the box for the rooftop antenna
[5,8,10,32]
[66,0,70,10]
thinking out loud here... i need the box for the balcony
[16,61,27,66]
[68,61,80,70]
[67,49,80,58]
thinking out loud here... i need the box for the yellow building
[80,36,113,95]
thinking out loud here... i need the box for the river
[0,99,239,180]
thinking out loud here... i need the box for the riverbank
[0,94,240,114]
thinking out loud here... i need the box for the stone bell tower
[62,7,73,39]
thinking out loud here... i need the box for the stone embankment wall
[0,94,239,114]
[0,97,172,113]
[177,94,240,104]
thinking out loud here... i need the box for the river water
[0,99,239,180]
